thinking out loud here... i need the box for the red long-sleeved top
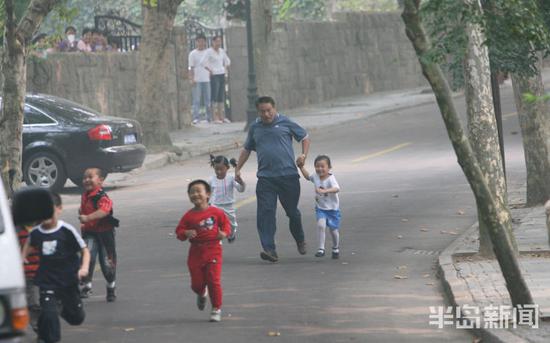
[175,206,231,245]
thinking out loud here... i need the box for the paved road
[42,88,528,343]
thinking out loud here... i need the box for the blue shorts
[315,208,341,230]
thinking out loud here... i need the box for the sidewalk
[439,182,550,342]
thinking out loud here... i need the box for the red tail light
[88,125,112,141]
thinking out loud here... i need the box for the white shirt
[201,47,231,75]
[308,174,340,210]
[209,174,245,205]
[188,49,210,82]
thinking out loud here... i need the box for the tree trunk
[511,58,550,206]
[0,0,58,195]
[463,0,511,257]
[135,0,183,148]
[402,0,532,307]
[251,0,272,95]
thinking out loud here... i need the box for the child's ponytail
[210,154,236,168]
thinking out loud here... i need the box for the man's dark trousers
[256,175,305,252]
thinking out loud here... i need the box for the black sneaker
[332,248,340,259]
[80,285,92,299]
[106,287,116,302]
[297,241,307,255]
[315,249,325,257]
[227,232,236,243]
[260,250,279,262]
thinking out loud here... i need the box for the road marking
[503,112,517,120]
[352,142,412,163]
[235,195,256,209]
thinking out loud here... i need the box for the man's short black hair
[50,192,62,207]
[187,179,211,194]
[82,27,92,35]
[256,96,275,108]
[65,26,76,34]
[196,34,207,41]
[212,35,222,41]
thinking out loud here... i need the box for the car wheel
[23,151,67,192]
[69,176,83,188]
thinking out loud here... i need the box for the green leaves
[421,0,469,90]
[522,92,550,104]
[421,0,550,89]
[273,0,326,21]
[483,0,550,77]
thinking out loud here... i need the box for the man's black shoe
[260,250,279,262]
[297,241,307,255]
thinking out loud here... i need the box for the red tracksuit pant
[187,244,223,309]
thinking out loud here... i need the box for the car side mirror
[11,188,54,226]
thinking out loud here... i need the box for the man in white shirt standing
[188,35,212,124]
[201,35,231,123]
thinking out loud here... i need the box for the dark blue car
[21,94,146,191]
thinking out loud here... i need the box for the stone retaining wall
[25,12,425,124]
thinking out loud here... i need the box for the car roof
[25,93,104,121]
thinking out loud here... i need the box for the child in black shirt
[22,192,90,343]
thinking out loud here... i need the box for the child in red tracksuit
[176,179,231,322]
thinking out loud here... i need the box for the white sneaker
[223,118,231,123]
[192,119,199,125]
[210,308,221,322]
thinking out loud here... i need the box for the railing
[94,15,142,51]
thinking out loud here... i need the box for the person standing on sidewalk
[188,34,212,124]
[201,35,230,123]
[235,96,310,262]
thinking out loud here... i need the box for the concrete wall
[26,12,425,125]
[26,27,191,128]
[227,12,426,121]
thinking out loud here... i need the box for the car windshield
[28,96,103,120]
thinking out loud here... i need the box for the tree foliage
[421,0,550,89]
[0,0,31,39]
[337,0,397,12]
[273,0,398,22]
[274,0,326,21]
